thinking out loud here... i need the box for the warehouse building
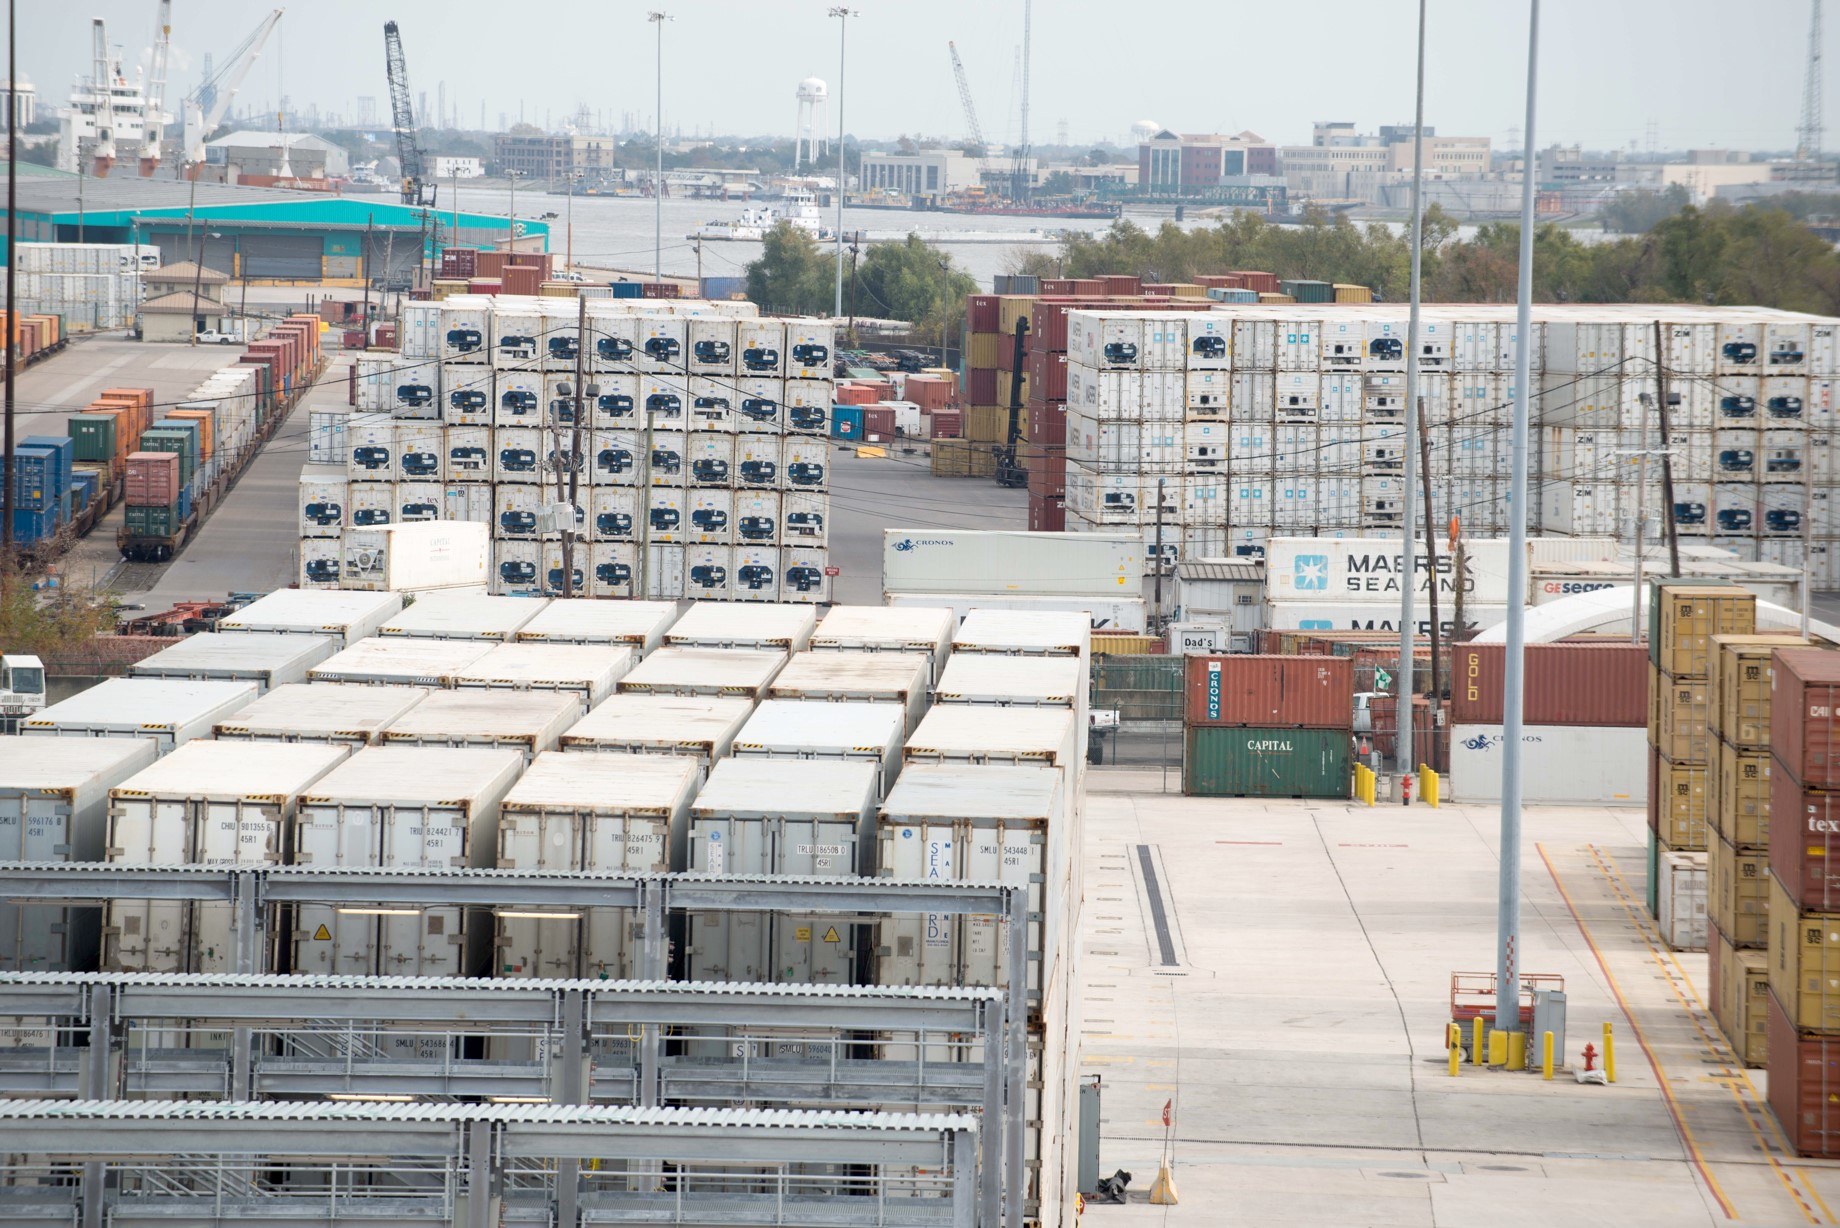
[201,131,352,185]
[0,163,549,286]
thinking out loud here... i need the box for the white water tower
[795,77,829,170]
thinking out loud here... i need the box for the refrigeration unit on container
[951,608,1092,659]
[0,735,159,972]
[664,601,816,653]
[496,752,698,978]
[767,650,932,733]
[439,640,629,711]
[308,636,495,687]
[127,631,338,693]
[291,746,524,978]
[23,679,258,753]
[380,688,582,759]
[558,693,755,779]
[934,654,1083,708]
[381,592,550,641]
[213,682,429,745]
[731,699,906,799]
[618,647,787,699]
[809,605,955,681]
[1449,724,1646,804]
[105,740,352,974]
[881,529,1139,598]
[340,521,491,593]
[685,757,880,984]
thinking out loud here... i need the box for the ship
[691,188,835,241]
[930,198,1122,221]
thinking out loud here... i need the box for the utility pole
[649,11,672,281]
[830,7,858,317]
[1652,319,1681,577]
[847,240,860,338]
[693,234,702,293]
[1632,393,1651,644]
[1417,404,1441,704]
[1495,0,1541,1039]
[1396,0,1428,779]
[1153,479,1166,630]
[4,0,16,559]
[561,293,587,598]
[361,215,374,345]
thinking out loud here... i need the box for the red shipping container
[926,409,961,439]
[504,267,543,296]
[1028,350,1068,401]
[967,295,1000,332]
[1770,769,1840,909]
[1773,648,1840,790]
[1449,643,1648,727]
[1026,400,1065,446]
[1038,279,1074,296]
[1098,275,1141,296]
[1029,300,1076,353]
[469,278,504,294]
[1232,271,1280,295]
[862,407,897,437]
[905,374,956,411]
[1185,655,1355,730]
[1028,493,1065,532]
[968,368,999,405]
[124,452,181,505]
[1768,989,1840,1157]
[836,383,876,406]
[440,248,478,278]
[1069,279,1104,296]
[1025,446,1065,497]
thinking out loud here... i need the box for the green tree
[1599,185,1691,234]
[854,234,978,331]
[1039,170,1074,196]
[743,222,832,315]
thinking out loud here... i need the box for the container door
[497,809,584,978]
[687,816,769,981]
[877,820,939,987]
[772,816,860,983]
[107,798,192,972]
[191,799,283,973]
[0,797,71,971]
[380,803,471,976]
[580,812,668,978]
[291,801,381,976]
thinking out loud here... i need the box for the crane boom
[181,9,283,169]
[139,0,172,176]
[90,18,117,177]
[383,20,430,206]
[948,42,994,188]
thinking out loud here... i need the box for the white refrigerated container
[128,632,338,693]
[768,650,931,733]
[618,647,786,698]
[340,522,491,593]
[933,654,1083,706]
[513,599,679,652]
[221,589,405,646]
[951,608,1092,659]
[559,693,755,778]
[380,592,550,641]
[449,642,635,710]
[664,601,816,652]
[213,683,429,745]
[731,699,906,799]
[380,688,582,758]
[23,680,258,753]
[810,605,955,681]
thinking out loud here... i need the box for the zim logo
[1293,553,1330,591]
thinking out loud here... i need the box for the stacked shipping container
[1181,655,1355,797]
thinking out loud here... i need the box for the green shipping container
[137,431,196,486]
[123,502,184,537]
[1279,279,1335,304]
[66,413,117,462]
[1646,824,1660,919]
[1183,725,1352,798]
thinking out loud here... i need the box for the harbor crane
[180,9,283,173]
[88,19,116,176]
[138,0,172,176]
[947,42,996,191]
[383,20,434,208]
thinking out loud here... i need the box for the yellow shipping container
[1769,873,1840,1031]
[1333,283,1374,304]
[964,405,1027,444]
[1713,739,1772,849]
[1091,634,1161,656]
[1653,672,1711,763]
[1170,284,1208,299]
[1257,292,1296,304]
[930,439,996,478]
[996,295,1036,336]
[1655,753,1709,850]
[966,332,1002,371]
[1712,634,1810,747]
[1711,923,1768,1067]
[1657,584,1758,678]
[1709,835,1768,948]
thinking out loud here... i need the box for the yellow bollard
[1449,1033,1462,1077]
[1488,1029,1508,1067]
[1420,765,1439,808]
[1506,1030,1527,1071]
[1472,1017,1486,1065]
[1603,1021,1617,1083]
[1542,1030,1554,1081]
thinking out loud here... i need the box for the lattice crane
[383,20,433,207]
[948,42,994,189]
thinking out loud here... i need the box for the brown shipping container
[1710,923,1769,1066]
[1098,275,1142,296]
[123,452,181,505]
[1450,642,1647,726]
[1185,655,1354,730]
[1712,635,1809,748]
[967,295,999,333]
[1653,749,1709,850]
[861,407,897,438]
[1773,647,1840,790]
[1654,673,1712,763]
[1027,493,1065,533]
[1767,988,1840,1157]
[1657,585,1758,678]
[1714,740,1772,850]
[1771,768,1840,910]
[1710,835,1769,948]
[1028,349,1068,401]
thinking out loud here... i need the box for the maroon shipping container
[503,267,544,297]
[1770,768,1840,909]
[439,248,478,278]
[925,409,961,439]
[967,295,999,332]
[1028,493,1065,533]
[1029,300,1077,353]
[862,407,897,438]
[469,278,503,294]
[968,368,998,405]
[1024,445,1065,497]
[1037,278,1074,296]
[1185,655,1355,730]
[1028,348,1068,401]
[1773,648,1840,791]
[123,452,181,505]
[1233,271,1280,295]
[1098,275,1141,296]
[1768,989,1840,1157]
[1027,400,1066,447]
[1449,643,1648,727]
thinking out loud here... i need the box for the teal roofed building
[1,164,548,285]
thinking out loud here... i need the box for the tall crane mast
[383,21,432,207]
[948,42,994,193]
[1009,0,1031,203]
[181,9,283,173]
[1799,0,1825,161]
[139,0,173,176]
[90,19,117,177]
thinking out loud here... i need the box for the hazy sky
[16,0,1831,152]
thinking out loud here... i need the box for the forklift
[994,317,1031,488]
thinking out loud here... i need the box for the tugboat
[692,188,834,241]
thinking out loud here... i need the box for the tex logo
[1293,553,1330,591]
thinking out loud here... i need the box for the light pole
[507,170,523,249]
[1395,0,1428,777]
[829,6,857,318]
[649,11,672,280]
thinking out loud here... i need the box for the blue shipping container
[12,447,62,511]
[10,507,59,545]
[699,275,747,300]
[71,470,98,512]
[831,405,864,441]
[609,282,643,299]
[20,436,73,490]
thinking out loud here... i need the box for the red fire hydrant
[1581,1042,1597,1072]
[1401,772,1414,806]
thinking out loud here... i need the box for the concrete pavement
[1078,773,1840,1225]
